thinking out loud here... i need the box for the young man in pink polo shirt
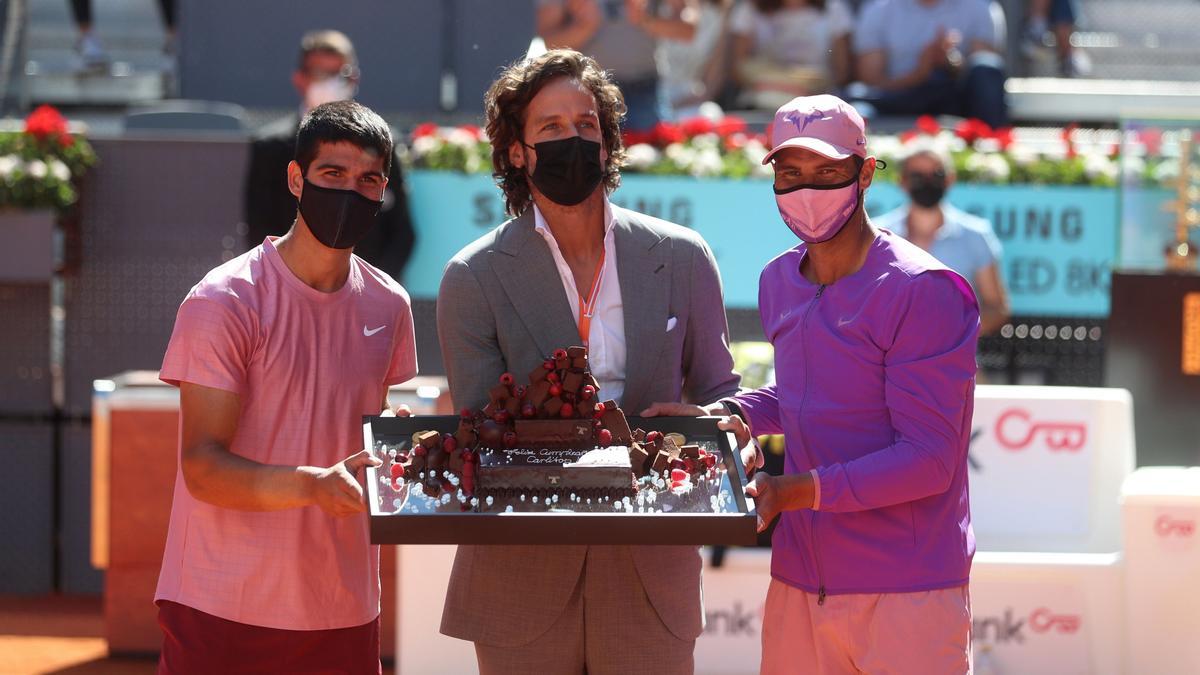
[155,100,417,674]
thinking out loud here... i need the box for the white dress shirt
[533,199,627,405]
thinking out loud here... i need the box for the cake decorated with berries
[387,345,715,510]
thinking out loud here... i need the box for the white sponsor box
[971,386,1135,553]
[1121,467,1200,674]
[970,552,1124,675]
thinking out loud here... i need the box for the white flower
[1120,155,1146,182]
[26,159,47,179]
[690,133,720,150]
[975,138,1002,154]
[965,152,1009,181]
[446,128,477,148]
[0,155,19,178]
[624,143,660,171]
[1083,153,1117,182]
[664,142,695,167]
[411,135,440,157]
[50,159,70,182]
[1008,146,1039,167]
[1152,160,1179,184]
[689,147,724,177]
[742,139,768,166]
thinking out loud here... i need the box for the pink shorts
[761,579,971,675]
[156,600,381,675]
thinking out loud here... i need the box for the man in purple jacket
[646,94,979,673]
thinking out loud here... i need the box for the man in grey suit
[436,49,742,673]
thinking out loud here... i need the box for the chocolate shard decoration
[650,449,671,475]
[544,396,564,417]
[563,370,584,394]
[679,444,702,460]
[504,397,521,417]
[632,428,647,443]
[566,346,587,359]
[527,380,552,407]
[629,444,651,476]
[600,408,633,445]
[488,383,511,405]
[417,431,442,449]
[513,419,593,448]
[528,362,550,383]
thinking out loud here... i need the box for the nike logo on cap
[363,325,387,337]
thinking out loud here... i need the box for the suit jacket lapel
[614,208,672,413]
[491,210,581,359]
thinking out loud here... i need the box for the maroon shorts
[156,600,381,675]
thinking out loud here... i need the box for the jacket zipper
[799,284,827,606]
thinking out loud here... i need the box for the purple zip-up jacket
[734,228,979,598]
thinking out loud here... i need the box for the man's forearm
[182,440,317,511]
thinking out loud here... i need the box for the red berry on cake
[670,468,688,482]
[547,371,560,383]
[521,402,537,418]
[560,402,575,418]
[703,454,717,469]
[646,431,663,444]
[593,408,606,420]
[549,383,563,397]
[493,410,510,425]
[413,445,428,457]
[503,431,519,448]
[598,428,613,446]
[459,407,473,419]
[581,385,596,400]
[553,348,568,360]
[442,436,458,453]
[543,359,555,370]
[390,463,404,478]
[499,372,515,386]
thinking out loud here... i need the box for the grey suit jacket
[436,204,740,646]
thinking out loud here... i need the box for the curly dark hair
[484,49,628,217]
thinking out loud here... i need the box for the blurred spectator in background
[69,0,176,66]
[729,0,854,110]
[874,143,1011,334]
[1024,0,1088,77]
[243,30,415,282]
[537,0,695,129]
[656,0,735,118]
[849,0,1009,128]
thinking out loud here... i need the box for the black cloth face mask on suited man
[297,178,383,249]
[523,135,604,206]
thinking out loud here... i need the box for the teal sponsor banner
[403,171,1118,317]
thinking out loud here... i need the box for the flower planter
[0,209,56,282]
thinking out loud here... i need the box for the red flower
[715,115,748,137]
[900,130,919,143]
[991,127,1014,151]
[954,118,992,145]
[723,132,749,151]
[915,115,940,136]
[1139,126,1163,156]
[25,104,69,141]
[622,129,655,147]
[652,121,686,146]
[679,116,715,138]
[458,124,483,141]
[411,122,439,139]
[1061,122,1079,159]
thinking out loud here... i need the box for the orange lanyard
[577,247,607,346]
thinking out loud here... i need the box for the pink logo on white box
[1153,509,1198,553]
[994,408,1088,452]
[1029,607,1082,634]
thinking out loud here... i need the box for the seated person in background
[244,30,416,282]
[1024,0,1089,77]
[729,0,854,110]
[849,0,1009,128]
[656,0,736,118]
[874,143,1011,335]
[537,0,695,130]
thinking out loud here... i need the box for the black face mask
[907,173,947,209]
[524,136,604,207]
[297,179,382,249]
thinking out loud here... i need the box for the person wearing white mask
[243,30,416,282]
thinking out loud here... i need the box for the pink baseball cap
[762,94,868,165]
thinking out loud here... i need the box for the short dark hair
[295,100,393,175]
[484,49,627,217]
[296,29,357,71]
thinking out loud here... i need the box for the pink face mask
[774,179,861,244]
